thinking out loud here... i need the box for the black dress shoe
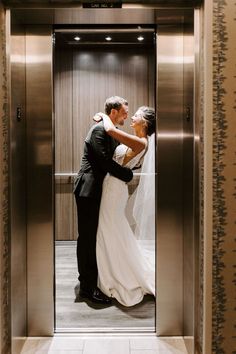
[79,287,112,305]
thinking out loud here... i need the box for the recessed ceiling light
[137,36,144,41]
[74,36,81,41]
[105,36,112,41]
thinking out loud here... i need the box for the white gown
[96,144,155,307]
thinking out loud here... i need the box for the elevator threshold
[55,327,156,334]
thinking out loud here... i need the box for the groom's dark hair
[104,96,128,115]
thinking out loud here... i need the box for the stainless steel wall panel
[25,26,53,336]
[10,23,27,351]
[156,25,184,335]
[193,8,201,352]
[5,1,202,8]
[54,9,155,25]
[11,8,155,25]
[183,17,194,354]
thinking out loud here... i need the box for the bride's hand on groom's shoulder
[93,112,104,122]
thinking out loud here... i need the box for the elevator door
[54,29,156,331]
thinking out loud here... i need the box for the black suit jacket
[74,121,133,199]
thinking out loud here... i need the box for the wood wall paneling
[55,45,154,240]
[55,48,74,240]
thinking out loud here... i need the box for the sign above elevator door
[82,0,122,8]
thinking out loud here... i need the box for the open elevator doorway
[53,26,156,332]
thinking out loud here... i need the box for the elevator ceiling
[4,0,201,8]
[55,28,155,47]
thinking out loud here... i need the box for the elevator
[7,3,199,354]
[54,27,156,331]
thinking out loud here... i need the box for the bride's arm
[96,113,146,154]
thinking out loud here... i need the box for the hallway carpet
[55,241,155,331]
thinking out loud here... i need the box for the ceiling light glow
[137,36,144,41]
[74,36,81,41]
[105,36,112,41]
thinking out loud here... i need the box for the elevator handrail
[54,172,155,177]
[54,172,156,186]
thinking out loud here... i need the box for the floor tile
[13,337,26,354]
[21,335,188,354]
[130,336,159,350]
[131,351,158,354]
[35,338,53,353]
[48,351,83,354]
[83,337,129,354]
[157,338,187,353]
[130,336,187,353]
[47,337,84,351]
[20,338,40,353]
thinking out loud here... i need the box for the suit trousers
[75,195,100,291]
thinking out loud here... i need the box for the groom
[74,96,133,304]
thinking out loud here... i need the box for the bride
[95,106,156,307]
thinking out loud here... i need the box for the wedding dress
[96,144,155,307]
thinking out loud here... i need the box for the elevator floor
[55,241,155,331]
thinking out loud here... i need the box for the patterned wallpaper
[0,2,11,354]
[197,5,205,353]
[212,0,236,353]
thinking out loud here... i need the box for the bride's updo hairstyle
[139,106,156,136]
[105,96,128,115]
